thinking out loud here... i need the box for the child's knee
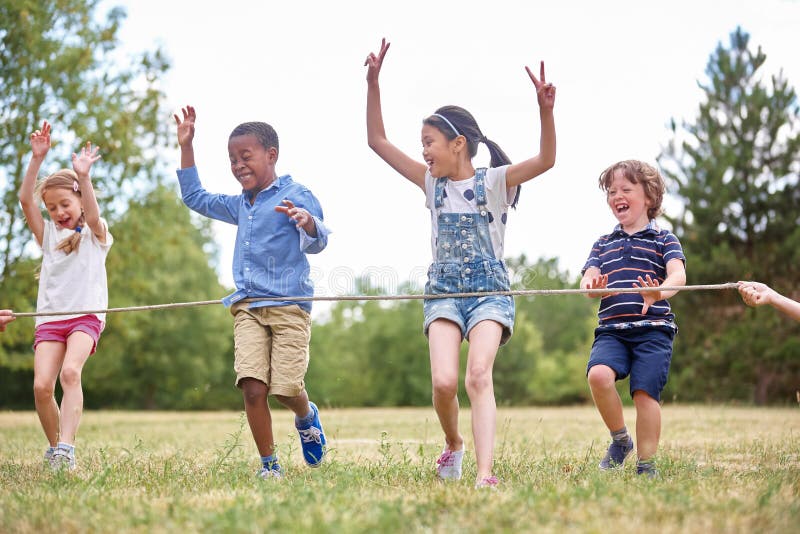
[464,366,492,395]
[59,366,82,388]
[587,365,616,389]
[33,379,55,399]
[432,376,458,399]
[240,378,268,404]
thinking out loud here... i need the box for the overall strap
[434,177,448,209]
[475,168,488,207]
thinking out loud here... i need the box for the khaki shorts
[231,303,311,396]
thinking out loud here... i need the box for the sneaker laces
[299,426,323,444]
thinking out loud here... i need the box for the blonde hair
[34,169,85,255]
[598,160,665,220]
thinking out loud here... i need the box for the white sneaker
[436,448,464,480]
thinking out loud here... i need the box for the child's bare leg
[632,390,661,460]
[58,332,93,444]
[465,320,502,480]
[428,320,464,451]
[240,378,275,457]
[33,342,65,446]
[587,365,625,431]
[274,389,310,417]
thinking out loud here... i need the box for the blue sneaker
[258,460,283,480]
[599,439,634,470]
[295,402,326,467]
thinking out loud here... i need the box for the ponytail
[55,213,85,255]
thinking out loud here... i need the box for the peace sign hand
[525,61,556,110]
[364,38,391,83]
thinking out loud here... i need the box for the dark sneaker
[636,462,659,478]
[295,402,326,467]
[599,439,634,470]
[258,461,283,480]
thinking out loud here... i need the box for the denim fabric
[176,166,329,312]
[423,168,515,344]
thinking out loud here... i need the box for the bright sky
[110,0,799,316]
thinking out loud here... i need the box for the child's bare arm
[365,38,427,189]
[72,141,106,242]
[738,281,800,321]
[18,121,51,246]
[506,61,556,187]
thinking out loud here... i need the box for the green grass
[1,406,798,533]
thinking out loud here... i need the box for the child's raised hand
[29,120,52,158]
[525,61,556,110]
[364,38,390,83]
[634,275,662,314]
[72,141,102,177]
[174,105,196,147]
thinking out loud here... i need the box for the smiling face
[42,187,82,230]
[228,134,277,194]
[421,124,459,178]
[606,170,651,234]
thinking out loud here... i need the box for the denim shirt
[176,166,329,312]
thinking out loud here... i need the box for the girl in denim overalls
[365,38,557,488]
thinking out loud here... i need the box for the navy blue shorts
[587,327,675,401]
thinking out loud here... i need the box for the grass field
[1,405,798,533]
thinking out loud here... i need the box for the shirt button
[480,211,487,217]
[460,215,467,221]
[245,242,250,246]
[461,229,467,236]
[461,243,468,249]
[463,257,470,263]
[464,268,472,274]
[248,216,253,220]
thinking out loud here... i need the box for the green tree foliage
[85,185,238,409]
[0,0,171,277]
[659,27,800,404]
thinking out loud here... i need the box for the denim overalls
[423,168,515,345]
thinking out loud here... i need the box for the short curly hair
[598,160,665,220]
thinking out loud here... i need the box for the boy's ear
[267,146,278,163]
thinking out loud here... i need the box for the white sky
[109,0,799,316]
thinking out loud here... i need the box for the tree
[84,185,237,410]
[0,0,171,278]
[658,27,800,404]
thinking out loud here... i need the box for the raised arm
[506,61,556,187]
[18,121,51,246]
[72,141,106,243]
[174,105,196,169]
[365,38,427,190]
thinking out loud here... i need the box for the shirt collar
[611,219,660,237]
[243,174,291,200]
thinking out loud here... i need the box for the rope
[10,282,739,318]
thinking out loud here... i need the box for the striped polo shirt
[582,221,686,331]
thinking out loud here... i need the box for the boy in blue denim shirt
[580,160,686,478]
[174,105,329,479]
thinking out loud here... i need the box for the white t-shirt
[424,165,517,261]
[36,219,113,327]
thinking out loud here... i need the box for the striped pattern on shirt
[582,221,685,330]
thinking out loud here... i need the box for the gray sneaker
[49,448,76,471]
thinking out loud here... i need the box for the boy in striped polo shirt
[580,160,686,478]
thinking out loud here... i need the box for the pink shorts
[34,315,104,355]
